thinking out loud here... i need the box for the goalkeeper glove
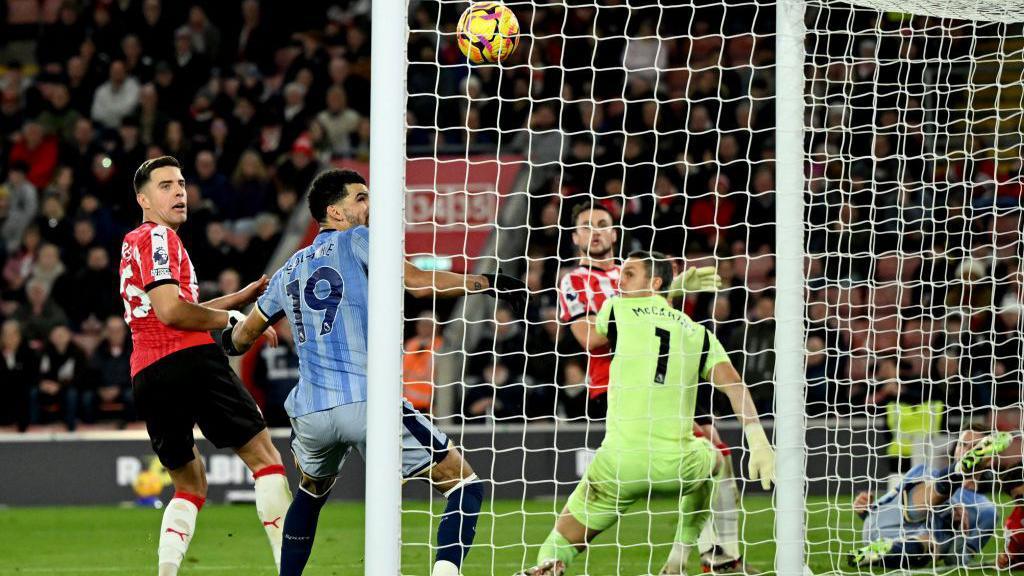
[481,272,528,316]
[745,422,776,490]
[668,266,722,300]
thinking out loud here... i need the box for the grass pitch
[0,495,1004,575]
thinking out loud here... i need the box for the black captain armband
[220,327,244,356]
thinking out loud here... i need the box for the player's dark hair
[571,202,615,227]
[628,250,674,292]
[133,156,181,194]
[308,168,367,224]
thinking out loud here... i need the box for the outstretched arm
[709,360,775,489]
[404,261,488,298]
[202,275,270,310]
[403,261,527,314]
[149,283,234,331]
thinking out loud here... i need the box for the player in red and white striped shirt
[556,202,758,574]
[120,156,291,576]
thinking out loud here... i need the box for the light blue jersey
[257,226,370,417]
[864,464,997,566]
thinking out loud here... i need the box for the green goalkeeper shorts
[566,438,716,532]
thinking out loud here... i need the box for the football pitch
[0,495,1004,575]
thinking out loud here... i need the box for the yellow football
[456,2,520,64]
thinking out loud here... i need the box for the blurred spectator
[193,221,238,281]
[237,0,273,71]
[13,279,69,346]
[54,246,119,329]
[137,0,173,64]
[37,1,87,67]
[252,321,299,427]
[0,320,36,432]
[3,226,41,297]
[727,291,775,414]
[29,244,65,295]
[34,194,72,248]
[35,325,88,431]
[186,6,221,58]
[9,121,59,189]
[232,150,274,219]
[87,316,133,425]
[317,85,360,157]
[276,135,320,195]
[194,150,234,216]
[1,164,38,252]
[403,312,442,411]
[91,61,141,130]
[38,84,80,145]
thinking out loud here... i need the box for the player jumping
[557,203,751,573]
[521,251,776,576]
[224,168,527,576]
[119,156,291,576]
[848,430,997,568]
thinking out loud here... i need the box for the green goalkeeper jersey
[595,294,730,454]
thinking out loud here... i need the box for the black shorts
[133,344,266,470]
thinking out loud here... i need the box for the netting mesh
[805,2,1024,573]
[401,0,1023,574]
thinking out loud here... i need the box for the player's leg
[133,353,207,576]
[662,440,719,575]
[194,345,291,570]
[693,424,750,574]
[280,403,357,576]
[401,400,485,576]
[521,450,628,576]
[160,448,209,576]
[236,428,292,569]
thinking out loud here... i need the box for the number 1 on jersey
[286,266,345,344]
[654,327,671,384]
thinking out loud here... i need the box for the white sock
[158,494,202,575]
[709,456,741,561]
[432,559,461,576]
[663,542,693,575]
[254,466,292,572]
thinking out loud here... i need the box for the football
[456,2,520,64]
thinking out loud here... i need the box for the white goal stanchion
[374,0,1024,575]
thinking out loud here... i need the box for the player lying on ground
[848,430,997,568]
[518,251,775,576]
[946,428,1024,569]
[119,157,291,576]
[558,203,752,573]
[224,169,526,576]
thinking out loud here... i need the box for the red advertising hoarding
[301,155,523,272]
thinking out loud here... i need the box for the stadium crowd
[0,0,1021,444]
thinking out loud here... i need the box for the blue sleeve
[256,267,288,323]
[350,226,369,269]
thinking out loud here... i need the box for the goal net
[395,0,1024,574]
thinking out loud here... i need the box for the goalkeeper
[519,251,776,576]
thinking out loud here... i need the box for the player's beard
[581,240,613,262]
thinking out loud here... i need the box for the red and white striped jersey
[557,263,620,398]
[119,222,213,376]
